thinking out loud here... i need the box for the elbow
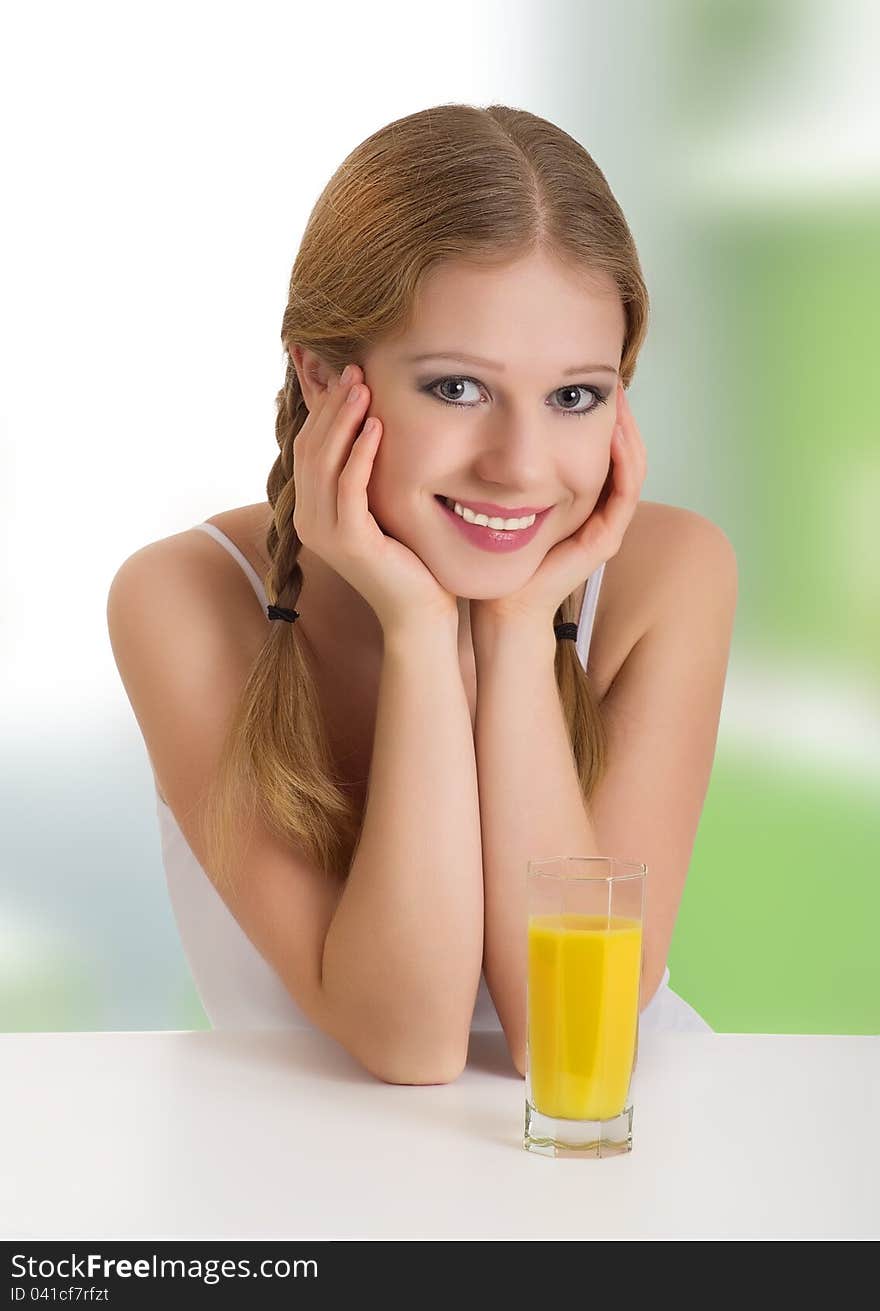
[351,1026,470,1086]
[325,996,471,1085]
[370,1046,468,1086]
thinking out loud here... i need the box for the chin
[420,556,539,601]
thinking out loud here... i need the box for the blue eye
[422,375,607,418]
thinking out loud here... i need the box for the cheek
[552,452,608,516]
[583,444,613,494]
[364,439,417,529]
[567,442,609,482]
[556,457,611,530]
[368,423,437,496]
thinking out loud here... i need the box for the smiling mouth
[434,495,551,521]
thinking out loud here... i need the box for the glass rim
[527,856,646,881]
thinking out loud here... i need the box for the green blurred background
[672,201,879,1033]
[3,0,877,1034]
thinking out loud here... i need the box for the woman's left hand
[472,382,648,627]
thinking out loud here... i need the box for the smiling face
[359,247,626,602]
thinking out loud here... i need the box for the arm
[107,541,480,1089]
[473,513,738,1076]
[321,617,484,1085]
[472,617,600,1077]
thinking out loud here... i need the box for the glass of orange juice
[524,857,647,1159]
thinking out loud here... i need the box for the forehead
[389,249,624,367]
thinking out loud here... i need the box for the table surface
[3,1028,878,1241]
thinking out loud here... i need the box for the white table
[3,1029,878,1240]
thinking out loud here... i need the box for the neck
[297,544,475,666]
[296,545,385,662]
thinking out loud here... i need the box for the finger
[621,419,646,508]
[302,366,364,477]
[337,416,381,536]
[592,423,638,552]
[325,379,370,469]
[295,368,359,516]
[307,371,369,527]
[618,387,647,477]
[320,381,373,522]
[314,367,363,447]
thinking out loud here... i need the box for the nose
[468,407,553,493]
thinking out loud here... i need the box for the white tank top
[156,522,712,1033]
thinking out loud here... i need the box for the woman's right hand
[292,362,459,635]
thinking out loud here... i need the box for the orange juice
[527,912,642,1121]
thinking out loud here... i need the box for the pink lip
[440,495,551,518]
[435,496,551,553]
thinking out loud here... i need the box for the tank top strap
[575,561,606,671]
[193,522,268,611]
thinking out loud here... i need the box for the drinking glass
[524,857,647,1158]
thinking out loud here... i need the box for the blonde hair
[202,102,650,897]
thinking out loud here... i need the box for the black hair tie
[269,604,571,637]
[267,604,300,623]
[554,621,578,642]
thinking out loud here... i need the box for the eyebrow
[404,351,619,377]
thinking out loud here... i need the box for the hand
[292,363,459,633]
[471,382,647,627]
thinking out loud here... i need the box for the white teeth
[443,498,536,530]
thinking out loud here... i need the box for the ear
[288,345,341,413]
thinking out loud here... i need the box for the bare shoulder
[106,515,273,807]
[626,500,737,626]
[107,512,274,755]
[589,500,736,699]
[111,506,272,632]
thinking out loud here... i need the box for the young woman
[107,103,737,1084]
